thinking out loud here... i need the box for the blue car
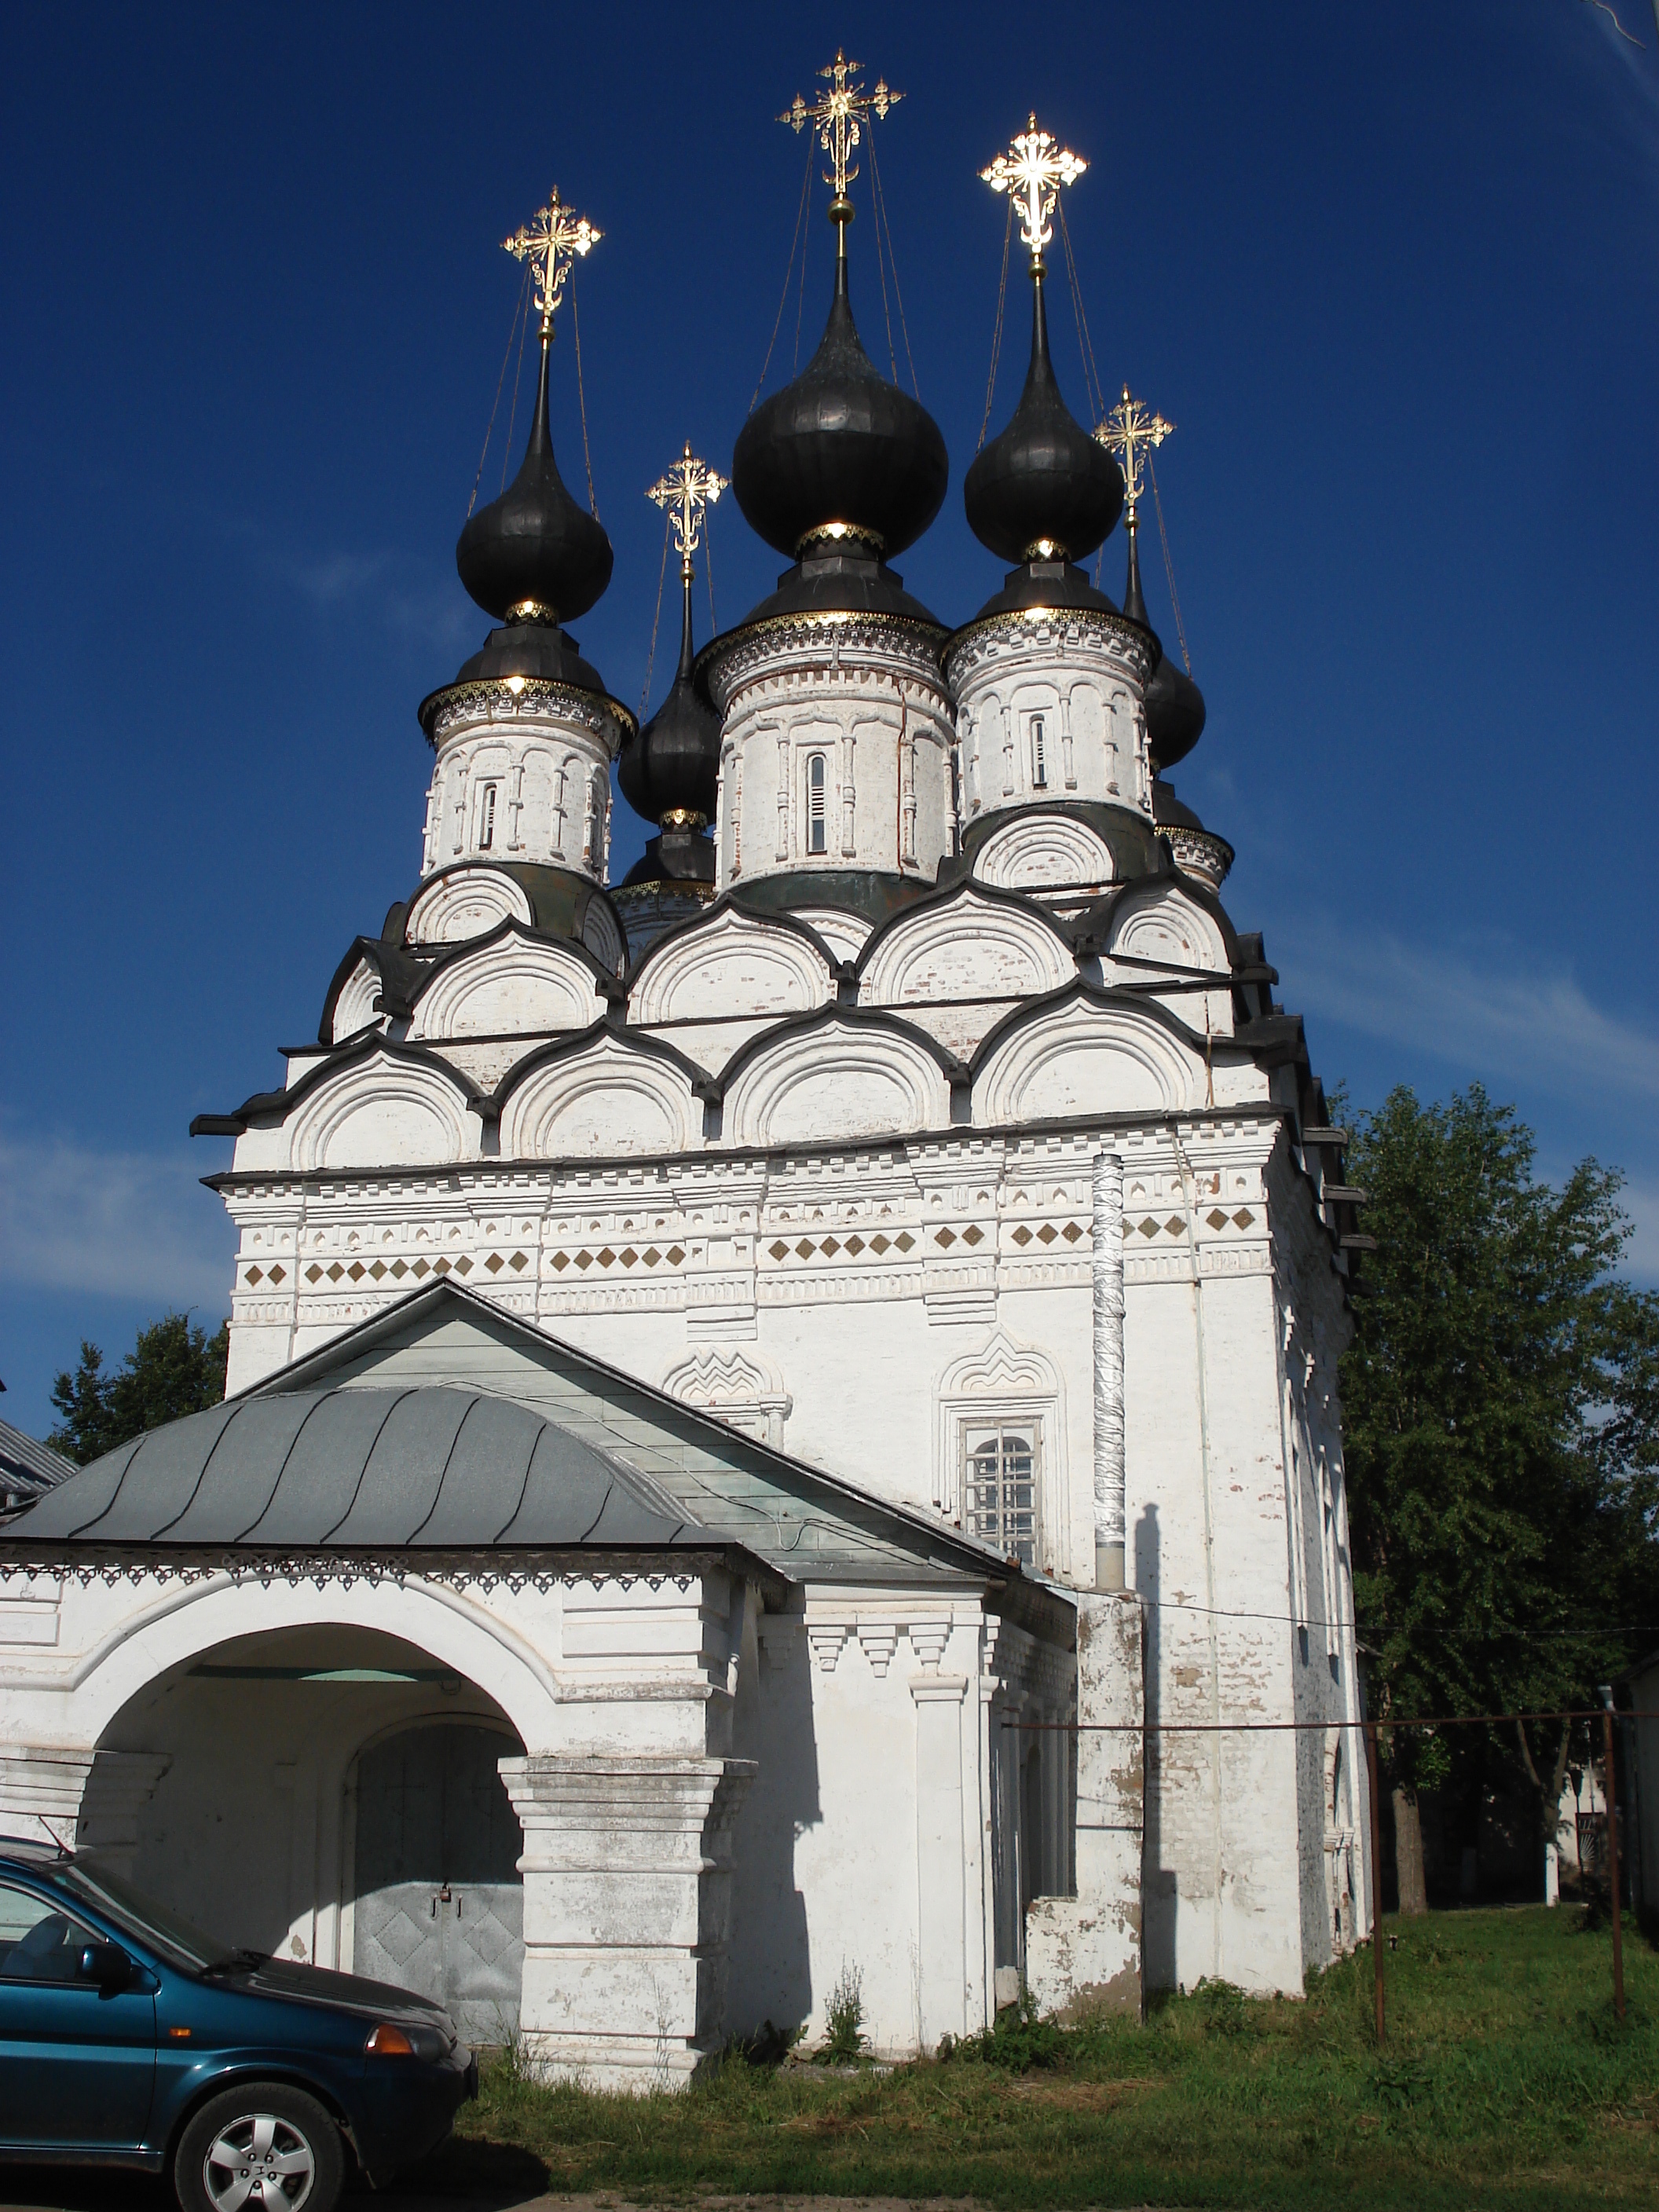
[0,1837,477,2212]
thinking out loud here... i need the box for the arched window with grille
[478,782,498,851]
[1029,715,1047,790]
[807,752,827,854]
[962,1423,1040,1566]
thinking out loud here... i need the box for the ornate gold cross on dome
[779,49,903,216]
[503,186,602,339]
[980,114,1086,271]
[648,442,727,578]
[1096,384,1174,526]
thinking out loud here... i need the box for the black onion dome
[1151,776,1203,830]
[456,338,613,624]
[1145,657,1207,771]
[732,253,948,561]
[1122,524,1205,771]
[617,582,719,828]
[965,274,1122,566]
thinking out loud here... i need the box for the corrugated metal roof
[12,1386,710,1549]
[0,1418,76,1497]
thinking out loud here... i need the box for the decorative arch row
[222,980,1259,1174]
[318,869,1236,1069]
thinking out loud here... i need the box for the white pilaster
[910,1654,969,2049]
[498,1753,756,2089]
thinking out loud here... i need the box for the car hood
[214,1955,456,2030]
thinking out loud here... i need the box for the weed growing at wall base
[439,1908,1659,2211]
[822,1961,866,2064]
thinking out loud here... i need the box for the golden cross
[1096,385,1174,525]
[503,186,602,339]
[980,114,1086,269]
[779,49,903,210]
[648,442,727,577]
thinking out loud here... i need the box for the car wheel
[175,2083,344,2212]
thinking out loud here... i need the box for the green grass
[427,1906,1658,2210]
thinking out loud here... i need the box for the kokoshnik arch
[0,64,1372,2086]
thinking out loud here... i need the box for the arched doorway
[351,1720,524,2044]
[85,1621,531,2043]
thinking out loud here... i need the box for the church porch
[0,1558,766,2090]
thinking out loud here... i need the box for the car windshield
[58,1859,247,1975]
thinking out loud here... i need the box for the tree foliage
[1338,1086,1659,1816]
[49,1313,229,1465]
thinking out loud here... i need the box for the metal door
[352,1723,524,2045]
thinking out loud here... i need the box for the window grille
[962,1423,1040,1566]
[808,753,827,853]
[478,782,497,851]
[1031,716,1047,789]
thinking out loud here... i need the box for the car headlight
[365,2020,449,2061]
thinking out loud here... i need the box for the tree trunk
[1393,1785,1429,1916]
[1514,1718,1571,1908]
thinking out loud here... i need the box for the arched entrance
[86,1621,529,2042]
[351,1719,524,2044]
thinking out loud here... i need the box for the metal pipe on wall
[1092,1149,1126,1592]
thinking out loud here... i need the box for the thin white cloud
[209,510,475,652]
[271,543,476,651]
[1275,924,1659,1108]
[0,1127,234,1309]
[286,549,394,607]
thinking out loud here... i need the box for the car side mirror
[77,1941,132,1993]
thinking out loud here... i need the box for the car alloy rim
[202,2114,317,2212]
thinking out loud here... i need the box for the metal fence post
[1364,1718,1385,2045]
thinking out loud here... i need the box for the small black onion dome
[964,273,1122,565]
[1151,776,1203,830]
[617,583,720,828]
[731,251,948,562]
[1145,658,1206,771]
[456,337,613,624]
[1124,524,1206,771]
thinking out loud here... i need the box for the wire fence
[1004,1702,1652,2040]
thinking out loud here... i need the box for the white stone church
[0,93,1371,2086]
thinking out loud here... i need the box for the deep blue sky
[3,2,1656,1440]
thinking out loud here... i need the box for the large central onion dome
[456,336,613,624]
[965,269,1122,566]
[731,247,948,562]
